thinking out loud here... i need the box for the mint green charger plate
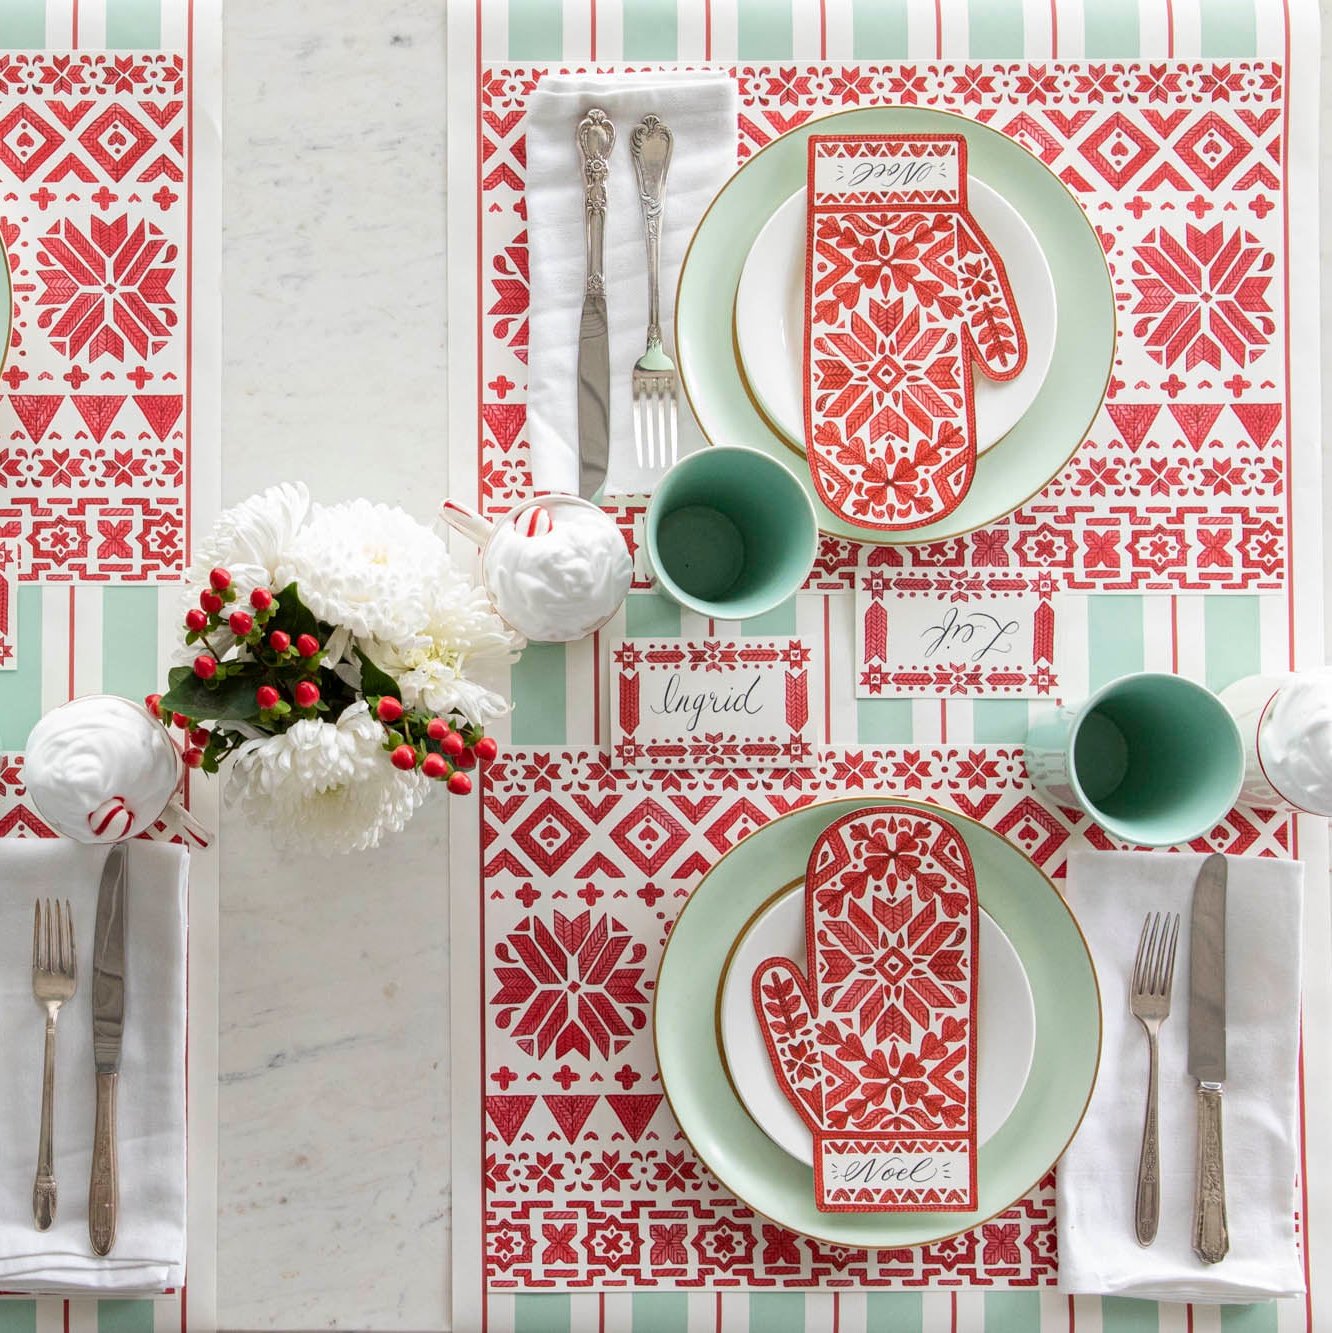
[675,106,1115,545]
[654,798,1101,1247]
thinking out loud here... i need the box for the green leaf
[160,668,264,723]
[270,581,322,641]
[355,647,401,702]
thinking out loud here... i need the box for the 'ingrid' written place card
[610,638,815,769]
[855,567,1060,699]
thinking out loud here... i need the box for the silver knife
[576,107,615,499]
[1188,851,1229,1264]
[89,843,127,1256]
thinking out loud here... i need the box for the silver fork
[32,898,76,1230]
[629,114,677,473]
[1129,910,1180,1247]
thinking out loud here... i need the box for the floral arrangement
[149,483,520,854]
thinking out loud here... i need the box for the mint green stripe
[1204,596,1261,694]
[747,1293,804,1333]
[515,1294,571,1333]
[738,0,792,58]
[1220,1305,1279,1333]
[973,699,1030,743]
[867,1293,923,1332]
[105,0,161,46]
[508,0,564,59]
[1200,0,1258,57]
[0,1303,36,1333]
[633,1292,688,1333]
[985,1292,1040,1332]
[626,592,681,638]
[97,1301,155,1333]
[853,0,909,57]
[1086,596,1144,692]
[1084,4,1140,56]
[0,588,42,752]
[741,595,797,637]
[623,0,678,59]
[1102,1296,1160,1332]
[858,697,914,743]
[968,0,1024,57]
[510,644,567,743]
[101,588,158,704]
[0,0,44,46]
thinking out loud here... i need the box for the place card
[610,638,815,769]
[855,567,1059,698]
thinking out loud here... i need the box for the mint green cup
[1027,672,1244,847]
[645,446,818,619]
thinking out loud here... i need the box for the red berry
[200,590,223,615]
[144,693,163,719]
[209,567,232,591]
[268,630,291,653]
[249,586,273,611]
[447,771,473,796]
[473,736,499,763]
[185,608,208,632]
[193,655,217,681]
[421,753,447,779]
[183,746,205,769]
[228,610,254,637]
[441,730,465,757]
[189,727,210,748]
[255,685,280,710]
[390,744,418,771]
[172,712,191,729]
[455,746,477,770]
[294,680,320,709]
[295,633,320,658]
[376,696,403,723]
[426,717,448,741]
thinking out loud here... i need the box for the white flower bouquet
[149,483,521,853]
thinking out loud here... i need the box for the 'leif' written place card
[610,638,815,769]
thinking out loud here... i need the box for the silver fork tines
[1129,910,1180,1248]
[32,898,77,1230]
[629,114,678,474]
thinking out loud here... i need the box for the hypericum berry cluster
[144,692,212,770]
[372,695,498,796]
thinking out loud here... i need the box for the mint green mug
[645,446,818,619]
[1027,672,1244,847]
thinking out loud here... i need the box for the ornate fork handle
[576,108,615,298]
[1134,1024,1161,1245]
[33,1013,57,1229]
[630,115,673,352]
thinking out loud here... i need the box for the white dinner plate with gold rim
[718,883,1036,1167]
[734,182,1057,457]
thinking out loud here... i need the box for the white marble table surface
[215,2,1332,1329]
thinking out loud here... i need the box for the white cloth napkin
[526,71,738,496]
[1057,850,1305,1303]
[0,840,187,1292]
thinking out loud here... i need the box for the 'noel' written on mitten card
[804,134,1027,531]
[752,806,978,1211]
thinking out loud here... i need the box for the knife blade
[89,843,126,1256]
[576,107,615,500]
[1188,851,1229,1264]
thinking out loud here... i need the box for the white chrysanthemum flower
[361,575,520,727]
[274,498,449,645]
[227,702,429,855]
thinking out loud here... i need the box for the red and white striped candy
[515,505,553,539]
[88,796,134,841]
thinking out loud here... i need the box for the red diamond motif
[512,797,589,875]
[1175,112,1250,189]
[610,800,687,876]
[78,105,155,182]
[1079,112,1158,189]
[993,796,1069,868]
[0,104,61,180]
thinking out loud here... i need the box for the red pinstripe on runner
[819,0,827,60]
[591,0,597,60]
[1050,0,1059,55]
[1165,0,1175,56]
[705,0,712,60]
[66,590,75,700]
[1067,1293,1075,1329]
[1170,596,1179,673]
[934,0,944,57]
[822,596,831,742]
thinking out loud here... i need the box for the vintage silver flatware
[576,107,615,500]
[1189,851,1229,1263]
[89,843,127,1256]
[1129,909,1180,1246]
[629,113,677,473]
[31,897,76,1230]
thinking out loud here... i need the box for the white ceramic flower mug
[24,694,213,847]
[439,494,632,643]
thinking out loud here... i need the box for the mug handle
[157,796,212,849]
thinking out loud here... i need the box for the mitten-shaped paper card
[752,806,979,1211]
[804,134,1027,531]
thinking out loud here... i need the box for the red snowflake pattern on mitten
[804,134,1027,531]
[752,805,978,1211]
